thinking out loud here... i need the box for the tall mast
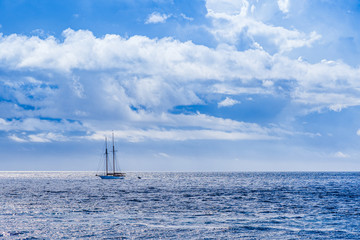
[112,132,115,174]
[105,137,108,175]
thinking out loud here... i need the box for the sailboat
[96,132,126,179]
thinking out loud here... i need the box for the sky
[1,0,360,171]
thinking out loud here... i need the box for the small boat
[96,132,126,179]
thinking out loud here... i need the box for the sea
[0,172,359,239]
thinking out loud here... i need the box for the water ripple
[0,172,359,239]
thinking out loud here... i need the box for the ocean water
[0,172,359,239]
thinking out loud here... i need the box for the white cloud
[0,29,358,113]
[8,132,69,143]
[0,29,350,92]
[1,27,360,144]
[0,118,84,132]
[71,75,85,98]
[170,112,264,132]
[212,84,271,95]
[218,97,240,107]
[329,104,344,112]
[28,134,51,143]
[9,134,27,143]
[180,13,193,21]
[154,152,171,158]
[206,0,249,16]
[31,29,47,38]
[205,0,320,53]
[87,128,278,142]
[277,0,290,14]
[30,132,68,142]
[292,89,360,110]
[145,12,170,24]
[79,110,288,142]
[207,10,320,52]
[3,109,289,143]
[0,29,263,78]
[250,5,255,14]
[334,151,350,158]
[262,80,273,87]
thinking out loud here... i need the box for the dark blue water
[0,172,359,239]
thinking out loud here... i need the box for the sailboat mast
[112,132,115,174]
[105,137,108,175]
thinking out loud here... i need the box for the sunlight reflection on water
[0,172,359,239]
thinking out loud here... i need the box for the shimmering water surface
[1,172,359,239]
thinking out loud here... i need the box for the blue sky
[1,0,360,171]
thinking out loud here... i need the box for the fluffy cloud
[1,108,285,143]
[9,132,70,143]
[1,118,83,143]
[206,0,320,53]
[145,12,170,24]
[218,97,240,107]
[1,1,360,144]
[277,0,290,14]
[9,134,28,143]
[0,29,348,92]
[206,0,249,16]
[1,30,359,111]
